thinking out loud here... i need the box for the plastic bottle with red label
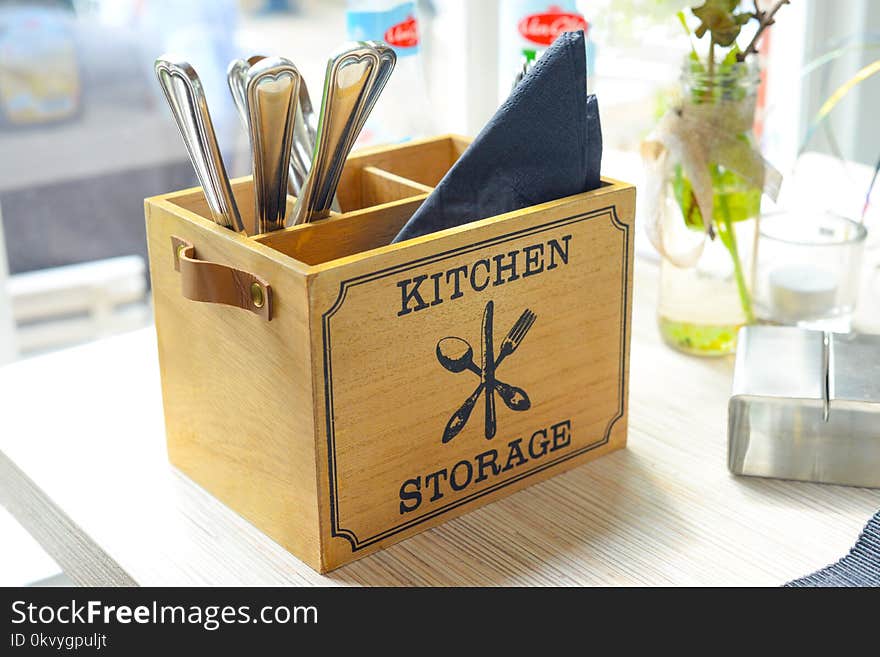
[498,1,594,101]
[346,0,432,145]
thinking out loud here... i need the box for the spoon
[155,55,244,233]
[436,337,530,411]
[245,56,301,233]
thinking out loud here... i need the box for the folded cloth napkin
[391,29,601,244]
[786,509,880,587]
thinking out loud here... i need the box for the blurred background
[0,0,877,584]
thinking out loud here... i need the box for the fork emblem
[437,301,538,444]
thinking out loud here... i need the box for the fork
[495,309,537,367]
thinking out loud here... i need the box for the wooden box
[145,134,636,573]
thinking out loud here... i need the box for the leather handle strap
[171,236,272,321]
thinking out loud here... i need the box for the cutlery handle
[288,78,315,193]
[482,301,497,440]
[246,58,301,233]
[288,79,343,213]
[289,42,395,225]
[440,377,528,444]
[155,57,244,233]
[345,41,396,158]
[461,359,529,411]
[288,100,310,197]
[227,59,251,129]
[289,47,374,225]
[442,384,483,444]
[485,389,496,439]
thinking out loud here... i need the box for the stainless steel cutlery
[157,41,395,235]
[245,56,301,234]
[290,69,338,210]
[288,42,396,226]
[226,56,255,132]
[349,41,397,151]
[227,54,341,215]
[287,43,378,226]
[155,56,245,233]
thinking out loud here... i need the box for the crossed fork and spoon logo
[436,300,537,443]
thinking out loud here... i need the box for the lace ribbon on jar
[641,99,782,267]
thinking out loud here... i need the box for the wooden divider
[165,135,470,267]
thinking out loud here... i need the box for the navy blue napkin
[786,509,880,587]
[392,30,601,244]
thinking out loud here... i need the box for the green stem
[714,167,755,323]
[677,10,701,64]
[706,40,751,323]
[708,38,715,87]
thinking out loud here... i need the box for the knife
[155,55,245,233]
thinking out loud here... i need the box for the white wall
[800,0,880,166]
[422,0,501,137]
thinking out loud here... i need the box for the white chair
[0,200,150,359]
[8,256,149,355]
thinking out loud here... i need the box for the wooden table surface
[1,259,878,586]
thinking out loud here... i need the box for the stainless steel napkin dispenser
[728,326,880,488]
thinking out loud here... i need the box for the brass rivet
[251,282,265,308]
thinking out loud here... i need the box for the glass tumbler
[752,211,867,332]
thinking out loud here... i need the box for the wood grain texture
[146,192,323,571]
[1,259,878,585]
[360,166,433,208]
[305,182,635,570]
[255,197,427,265]
[334,162,431,212]
[146,135,636,572]
[333,133,461,188]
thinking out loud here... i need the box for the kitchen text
[396,235,571,316]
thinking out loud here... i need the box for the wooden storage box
[145,134,636,573]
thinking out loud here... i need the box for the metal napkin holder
[728,326,880,488]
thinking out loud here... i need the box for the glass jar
[658,219,756,356]
[654,59,762,356]
[752,211,867,332]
